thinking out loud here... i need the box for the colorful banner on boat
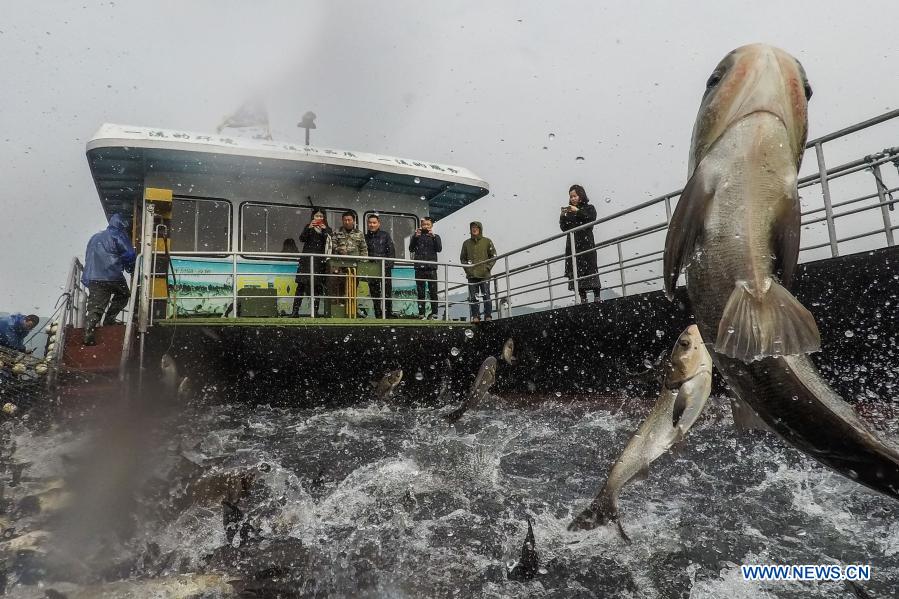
[165,257,419,318]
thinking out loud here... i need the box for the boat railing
[52,257,89,378]
[459,109,899,317]
[156,249,493,321]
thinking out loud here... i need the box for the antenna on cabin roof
[298,111,317,146]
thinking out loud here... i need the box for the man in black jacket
[408,217,442,319]
[364,214,396,319]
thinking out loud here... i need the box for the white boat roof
[86,123,490,220]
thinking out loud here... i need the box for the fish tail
[716,279,820,361]
[567,491,618,531]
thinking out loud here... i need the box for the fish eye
[678,339,690,348]
[705,71,723,89]
[803,81,813,100]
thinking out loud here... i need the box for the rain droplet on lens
[575,156,585,161]
[548,133,555,140]
[413,177,421,184]
[415,371,424,381]
[844,330,855,338]
[464,329,474,339]
[450,347,460,356]
[554,391,561,397]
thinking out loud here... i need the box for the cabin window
[170,197,231,252]
[240,203,348,253]
[365,212,418,260]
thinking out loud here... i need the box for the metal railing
[146,110,898,324]
[467,109,899,317]
[156,250,498,322]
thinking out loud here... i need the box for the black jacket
[560,203,601,290]
[365,229,396,271]
[409,232,442,271]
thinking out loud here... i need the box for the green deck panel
[155,317,471,327]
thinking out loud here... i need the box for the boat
[47,110,899,406]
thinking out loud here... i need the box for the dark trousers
[367,277,393,318]
[415,269,439,316]
[467,278,492,319]
[293,262,327,317]
[85,280,130,332]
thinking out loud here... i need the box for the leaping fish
[568,325,712,533]
[663,43,899,500]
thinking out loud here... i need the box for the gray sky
[2,1,898,314]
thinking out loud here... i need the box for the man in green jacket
[459,221,497,322]
[328,211,368,316]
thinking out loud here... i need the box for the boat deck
[155,317,472,327]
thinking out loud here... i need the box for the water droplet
[450,347,460,356]
[413,177,421,184]
[604,197,612,203]
[575,156,585,161]
[655,330,664,339]
[415,371,424,381]
[554,391,561,397]
[563,365,569,371]
[844,330,855,338]
[464,329,474,339]
[420,195,426,201]
[548,133,555,140]
[343,335,351,342]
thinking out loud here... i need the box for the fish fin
[635,464,650,481]
[716,279,821,361]
[614,518,632,544]
[671,388,688,429]
[772,185,802,289]
[663,166,716,299]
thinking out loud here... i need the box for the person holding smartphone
[292,208,332,317]
[560,184,601,303]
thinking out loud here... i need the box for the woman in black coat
[560,184,601,302]
[291,208,333,317]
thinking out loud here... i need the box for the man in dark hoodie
[409,217,442,319]
[460,221,497,322]
[81,213,137,345]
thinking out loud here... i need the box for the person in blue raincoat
[0,313,39,352]
[81,213,136,345]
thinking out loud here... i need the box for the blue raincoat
[0,313,31,352]
[81,213,136,286]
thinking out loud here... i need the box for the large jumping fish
[663,44,899,499]
[569,325,712,532]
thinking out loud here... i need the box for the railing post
[309,255,315,319]
[871,163,896,246]
[815,142,839,257]
[380,257,387,319]
[617,242,627,296]
[664,194,673,223]
[545,261,554,309]
[503,256,511,316]
[569,231,580,303]
[231,251,238,319]
[443,264,450,321]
